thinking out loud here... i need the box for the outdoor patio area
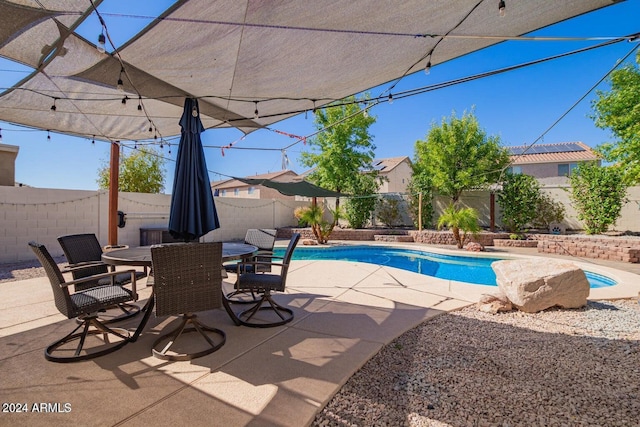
[1,242,639,426]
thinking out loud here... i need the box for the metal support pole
[108,142,120,246]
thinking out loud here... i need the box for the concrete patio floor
[1,243,638,427]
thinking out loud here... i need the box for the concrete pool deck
[0,242,638,426]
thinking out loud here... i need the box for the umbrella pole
[108,142,120,246]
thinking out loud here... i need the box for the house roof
[211,170,299,190]
[370,156,412,173]
[508,142,600,165]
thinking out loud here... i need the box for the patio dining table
[101,242,257,337]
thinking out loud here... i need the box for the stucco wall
[0,186,306,263]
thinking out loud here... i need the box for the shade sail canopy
[0,0,620,142]
[168,98,220,241]
[235,177,346,198]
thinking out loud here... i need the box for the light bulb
[192,105,198,117]
[137,96,143,111]
[121,96,128,106]
[424,60,432,75]
[388,94,393,104]
[0,128,3,143]
[97,33,106,53]
[254,102,259,119]
[499,0,506,17]
[116,67,124,91]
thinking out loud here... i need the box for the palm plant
[437,203,481,249]
[294,204,334,244]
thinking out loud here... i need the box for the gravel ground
[313,299,640,427]
[0,257,66,283]
[3,260,639,426]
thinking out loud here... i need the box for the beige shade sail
[0,0,622,141]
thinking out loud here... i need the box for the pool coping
[279,240,640,302]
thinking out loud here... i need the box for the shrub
[569,163,628,234]
[376,196,402,228]
[497,173,540,233]
[532,193,565,230]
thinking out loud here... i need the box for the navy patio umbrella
[168,98,220,241]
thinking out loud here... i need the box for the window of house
[248,186,255,195]
[221,190,226,196]
[506,166,522,174]
[558,163,578,177]
[234,188,239,196]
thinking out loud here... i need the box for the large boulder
[492,259,589,313]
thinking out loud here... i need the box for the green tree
[300,95,378,227]
[591,53,640,184]
[414,110,510,204]
[569,162,628,234]
[497,173,540,233]
[437,203,481,249]
[97,148,166,193]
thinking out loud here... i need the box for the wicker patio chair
[58,233,147,322]
[227,233,300,328]
[224,229,277,303]
[29,241,140,363]
[150,242,226,361]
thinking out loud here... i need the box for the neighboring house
[301,156,413,195]
[506,141,600,179]
[370,156,412,194]
[0,143,19,186]
[210,170,299,200]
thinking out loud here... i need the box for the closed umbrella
[168,98,220,241]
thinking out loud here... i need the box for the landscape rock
[302,239,318,245]
[477,292,513,314]
[492,259,589,313]
[465,242,485,252]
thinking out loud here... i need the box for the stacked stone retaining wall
[408,230,509,246]
[534,234,640,263]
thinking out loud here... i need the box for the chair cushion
[237,273,284,292]
[70,286,134,315]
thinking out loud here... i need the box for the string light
[388,93,393,104]
[116,67,124,91]
[121,96,128,106]
[254,101,259,118]
[0,128,3,142]
[137,96,143,111]
[97,33,106,53]
[47,130,51,141]
[91,135,95,144]
[312,100,317,113]
[424,59,432,75]
[499,0,506,17]
[50,98,57,112]
[191,104,198,117]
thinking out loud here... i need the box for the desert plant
[294,204,334,244]
[376,196,401,228]
[437,204,481,249]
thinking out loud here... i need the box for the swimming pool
[274,245,617,288]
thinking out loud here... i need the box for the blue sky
[1,1,639,191]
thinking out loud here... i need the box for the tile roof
[508,142,600,165]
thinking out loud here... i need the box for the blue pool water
[274,245,617,288]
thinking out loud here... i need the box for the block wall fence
[1,184,640,263]
[0,186,307,263]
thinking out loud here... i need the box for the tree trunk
[452,226,462,249]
